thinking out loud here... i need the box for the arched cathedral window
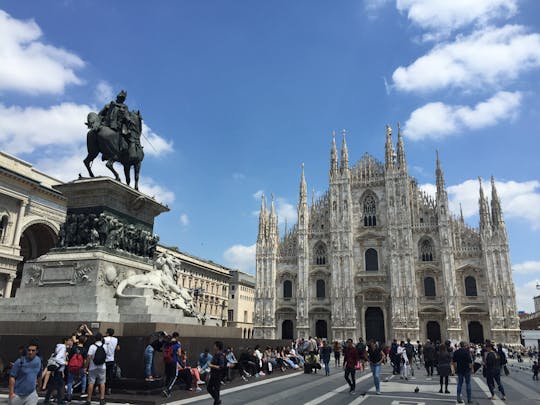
[363,195,377,227]
[314,243,327,265]
[465,276,477,297]
[283,280,293,299]
[365,248,378,271]
[424,276,436,297]
[316,279,325,298]
[420,239,434,262]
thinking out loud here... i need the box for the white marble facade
[254,126,521,345]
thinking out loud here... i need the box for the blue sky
[1,0,539,311]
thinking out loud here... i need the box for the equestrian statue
[83,90,144,190]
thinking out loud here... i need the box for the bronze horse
[83,111,144,190]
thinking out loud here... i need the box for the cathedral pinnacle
[385,124,396,170]
[478,177,491,231]
[436,150,445,193]
[460,203,464,223]
[257,194,267,243]
[340,129,349,172]
[396,122,407,171]
[300,163,307,201]
[330,130,338,177]
[491,176,504,227]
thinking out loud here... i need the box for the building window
[0,215,7,241]
[424,277,436,297]
[283,280,292,299]
[365,248,378,271]
[316,279,325,298]
[228,310,234,322]
[314,243,327,265]
[231,285,235,291]
[465,276,477,297]
[244,310,248,323]
[420,239,434,262]
[363,194,377,227]
[231,294,235,299]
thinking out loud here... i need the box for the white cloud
[392,25,540,93]
[0,102,91,154]
[0,10,84,94]
[276,197,297,225]
[515,279,539,313]
[252,190,264,201]
[404,91,521,140]
[364,0,392,19]
[420,178,540,229]
[138,176,175,206]
[232,172,246,181]
[140,122,174,156]
[94,81,114,104]
[513,261,540,275]
[179,213,189,226]
[396,0,517,38]
[223,243,256,273]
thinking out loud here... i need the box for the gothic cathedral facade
[254,126,520,345]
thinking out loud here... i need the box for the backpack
[163,343,174,365]
[68,349,84,373]
[405,344,414,359]
[92,344,106,366]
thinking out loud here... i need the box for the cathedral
[253,125,520,345]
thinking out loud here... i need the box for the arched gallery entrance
[468,321,484,344]
[14,223,57,296]
[426,321,441,343]
[365,307,385,344]
[315,320,328,339]
[282,320,294,340]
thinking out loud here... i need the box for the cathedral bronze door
[365,307,385,344]
[316,320,328,338]
[282,320,294,339]
[426,321,441,343]
[468,321,484,344]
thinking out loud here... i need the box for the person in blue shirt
[198,348,213,381]
[9,342,42,405]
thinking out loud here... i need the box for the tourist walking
[368,340,385,395]
[103,328,119,395]
[484,343,506,400]
[162,332,182,397]
[424,340,435,378]
[333,341,341,367]
[207,341,226,405]
[44,337,71,405]
[320,340,332,376]
[437,343,451,394]
[343,338,359,395]
[66,335,88,402]
[8,341,42,405]
[452,341,473,403]
[532,361,538,380]
[397,341,410,380]
[85,333,107,405]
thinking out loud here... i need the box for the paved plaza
[1,360,537,405]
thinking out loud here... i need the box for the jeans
[456,372,471,401]
[165,363,178,393]
[323,360,330,375]
[207,372,221,405]
[344,367,356,391]
[486,370,505,396]
[67,369,87,400]
[105,361,115,390]
[370,363,381,393]
[144,345,155,377]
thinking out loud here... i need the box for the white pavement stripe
[303,373,372,405]
[347,393,369,404]
[472,376,505,404]
[170,371,304,404]
[500,374,539,400]
[369,394,456,402]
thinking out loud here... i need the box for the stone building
[254,126,521,345]
[227,270,255,338]
[0,152,66,298]
[156,245,231,326]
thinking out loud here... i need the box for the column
[12,200,28,247]
[4,273,15,298]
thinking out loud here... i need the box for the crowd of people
[7,326,540,405]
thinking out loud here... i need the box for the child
[533,361,539,381]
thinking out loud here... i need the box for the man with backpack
[66,335,88,402]
[405,339,415,376]
[8,341,42,405]
[84,333,107,405]
[356,338,366,372]
[162,332,182,398]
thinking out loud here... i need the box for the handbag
[47,355,59,372]
[503,365,509,376]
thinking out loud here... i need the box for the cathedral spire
[330,130,338,178]
[299,163,307,202]
[491,176,504,227]
[460,203,464,223]
[257,195,267,243]
[268,193,278,242]
[340,129,349,172]
[385,124,395,170]
[478,177,491,232]
[396,122,407,171]
[436,150,445,194]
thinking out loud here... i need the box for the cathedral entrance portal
[468,321,484,344]
[315,320,328,338]
[426,321,441,343]
[282,320,294,339]
[365,307,385,344]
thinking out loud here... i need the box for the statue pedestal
[0,178,201,328]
